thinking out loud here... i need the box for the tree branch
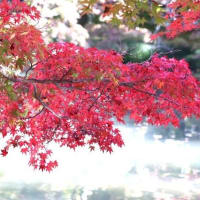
[33,83,69,119]
[120,82,180,106]
[88,88,103,111]
[2,73,181,108]
[21,106,45,120]
[25,59,35,78]
[2,74,94,84]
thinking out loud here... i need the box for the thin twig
[33,83,68,119]
[21,106,45,120]
[25,59,34,78]
[88,88,104,111]
[120,82,180,106]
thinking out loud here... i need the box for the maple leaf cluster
[154,0,200,38]
[80,0,200,39]
[0,0,200,171]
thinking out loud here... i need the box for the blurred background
[1,0,200,199]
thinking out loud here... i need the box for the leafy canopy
[79,0,200,38]
[0,0,199,171]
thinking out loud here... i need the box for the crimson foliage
[0,0,199,171]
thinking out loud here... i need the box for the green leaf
[20,109,29,118]
[16,58,24,70]
[110,17,121,26]
[72,73,79,78]
[5,81,17,101]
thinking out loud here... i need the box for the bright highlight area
[1,124,200,199]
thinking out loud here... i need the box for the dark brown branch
[2,73,181,108]
[120,82,179,106]
[33,83,69,119]
[25,59,35,78]
[24,54,57,78]
[2,74,94,84]
[55,82,99,92]
[88,88,103,111]
[21,106,45,120]
[60,68,73,80]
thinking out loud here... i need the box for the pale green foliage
[79,0,166,29]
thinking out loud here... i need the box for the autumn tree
[0,0,200,171]
[79,0,200,38]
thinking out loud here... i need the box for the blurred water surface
[0,123,200,197]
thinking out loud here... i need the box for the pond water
[0,123,200,199]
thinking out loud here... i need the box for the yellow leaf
[9,33,16,40]
[20,31,29,36]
